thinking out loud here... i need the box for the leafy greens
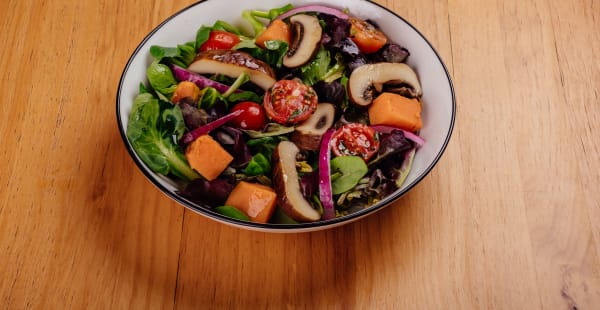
[127,93,199,181]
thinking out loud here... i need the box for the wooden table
[1,0,599,308]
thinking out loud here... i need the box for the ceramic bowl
[117,0,455,232]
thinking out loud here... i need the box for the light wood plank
[449,0,600,308]
[0,0,188,308]
[1,0,599,308]
[449,0,561,307]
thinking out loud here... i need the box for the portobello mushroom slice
[272,141,320,222]
[187,50,276,90]
[290,103,335,151]
[283,14,322,68]
[348,62,422,106]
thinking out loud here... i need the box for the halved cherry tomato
[263,80,318,125]
[199,30,241,52]
[230,101,267,130]
[330,123,380,161]
[349,18,388,54]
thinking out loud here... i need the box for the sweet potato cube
[224,181,277,223]
[185,134,233,181]
[255,19,290,49]
[171,81,201,104]
[369,92,422,131]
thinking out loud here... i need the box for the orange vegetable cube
[368,92,422,131]
[255,19,290,49]
[224,181,277,223]
[171,81,200,104]
[185,135,233,181]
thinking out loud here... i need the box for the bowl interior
[117,0,455,232]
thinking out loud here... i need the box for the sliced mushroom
[290,103,335,151]
[272,141,320,222]
[381,83,421,99]
[348,63,422,106]
[283,14,322,68]
[188,50,276,90]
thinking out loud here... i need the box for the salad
[126,4,425,224]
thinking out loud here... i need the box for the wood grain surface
[1,0,599,309]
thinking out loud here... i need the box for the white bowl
[117,0,455,232]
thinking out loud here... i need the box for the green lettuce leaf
[300,48,346,85]
[149,42,196,68]
[127,93,199,181]
[244,153,271,176]
[146,60,177,101]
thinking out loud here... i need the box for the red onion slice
[371,125,425,147]
[181,110,243,144]
[276,5,349,21]
[318,128,336,220]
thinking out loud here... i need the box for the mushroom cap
[291,103,335,151]
[188,50,276,90]
[348,62,422,106]
[272,141,321,222]
[283,14,322,69]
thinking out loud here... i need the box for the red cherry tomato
[331,123,380,161]
[199,30,241,52]
[349,18,388,54]
[263,80,318,125]
[230,101,267,130]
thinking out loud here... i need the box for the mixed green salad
[127,4,425,224]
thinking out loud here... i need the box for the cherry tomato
[230,101,267,130]
[349,18,388,54]
[263,80,318,125]
[331,123,380,161]
[199,30,241,52]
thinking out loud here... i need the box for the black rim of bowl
[116,0,456,231]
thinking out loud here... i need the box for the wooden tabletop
[1,0,599,308]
